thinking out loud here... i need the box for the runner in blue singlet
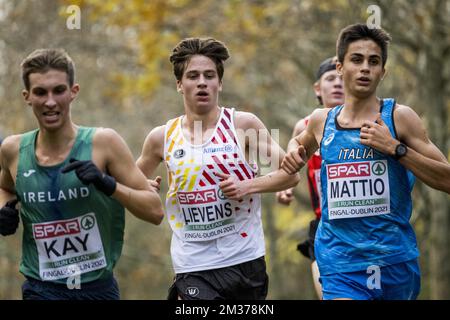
[280,23,450,300]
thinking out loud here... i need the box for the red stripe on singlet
[223,108,232,121]
[220,118,230,130]
[239,163,252,179]
[217,127,227,143]
[212,155,230,175]
[202,171,216,185]
[233,170,245,181]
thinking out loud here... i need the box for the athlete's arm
[292,118,308,138]
[0,136,20,205]
[136,125,165,189]
[360,104,450,193]
[282,108,326,174]
[217,112,300,200]
[0,136,21,236]
[276,118,308,205]
[94,128,164,224]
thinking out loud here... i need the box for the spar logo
[372,161,386,176]
[327,162,371,179]
[217,189,227,200]
[178,189,217,205]
[81,215,95,231]
[34,219,80,240]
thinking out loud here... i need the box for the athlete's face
[177,55,222,113]
[314,69,344,108]
[337,39,385,99]
[23,69,79,132]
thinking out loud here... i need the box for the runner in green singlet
[0,48,164,300]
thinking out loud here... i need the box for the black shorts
[22,276,120,300]
[168,256,268,300]
[297,218,320,261]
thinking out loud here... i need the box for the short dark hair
[21,48,75,90]
[316,56,337,82]
[169,38,230,81]
[336,23,392,67]
[315,56,338,105]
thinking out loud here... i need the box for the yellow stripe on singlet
[179,168,191,190]
[166,118,180,143]
[187,175,197,191]
[175,222,183,229]
[168,130,180,153]
[168,171,173,187]
[167,190,177,200]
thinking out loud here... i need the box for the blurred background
[0,0,449,299]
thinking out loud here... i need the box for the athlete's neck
[324,103,341,109]
[36,123,79,165]
[184,106,221,131]
[338,95,381,128]
[182,106,221,144]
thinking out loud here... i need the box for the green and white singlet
[16,127,125,284]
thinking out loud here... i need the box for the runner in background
[277,56,344,299]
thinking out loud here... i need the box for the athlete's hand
[147,176,162,192]
[360,114,397,156]
[276,188,294,205]
[61,158,117,196]
[215,172,248,201]
[0,199,20,236]
[281,145,307,175]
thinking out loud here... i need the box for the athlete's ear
[380,68,387,81]
[70,83,80,100]
[176,80,183,94]
[219,80,223,92]
[336,61,343,77]
[313,80,321,98]
[22,89,31,106]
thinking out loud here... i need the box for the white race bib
[33,213,107,281]
[177,188,237,242]
[326,160,390,220]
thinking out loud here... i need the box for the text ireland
[22,187,90,203]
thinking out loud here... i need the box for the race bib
[177,188,237,241]
[326,160,390,219]
[33,213,107,281]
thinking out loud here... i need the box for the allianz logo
[203,144,233,154]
